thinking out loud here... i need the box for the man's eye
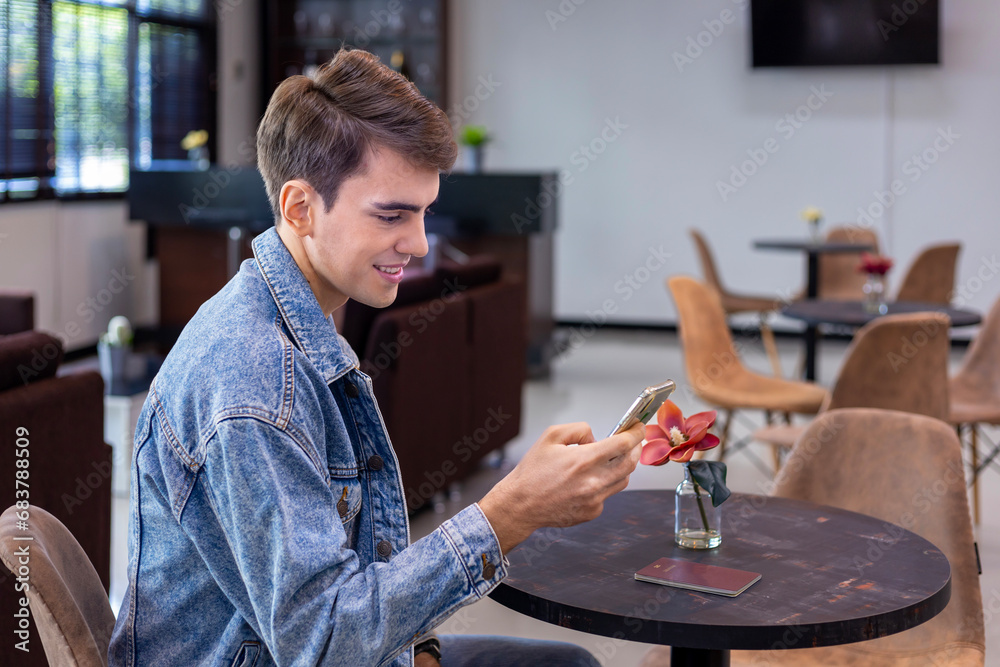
[376,214,402,223]
[424,208,435,217]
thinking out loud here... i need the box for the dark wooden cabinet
[260,0,448,113]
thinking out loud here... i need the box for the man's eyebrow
[371,199,437,213]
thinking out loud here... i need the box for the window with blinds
[0,0,215,201]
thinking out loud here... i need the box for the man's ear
[279,180,317,237]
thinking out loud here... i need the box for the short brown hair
[256,49,457,219]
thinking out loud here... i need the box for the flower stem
[692,481,711,532]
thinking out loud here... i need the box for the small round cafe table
[489,490,951,667]
[782,299,981,382]
[753,239,875,380]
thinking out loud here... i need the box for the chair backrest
[895,242,961,305]
[667,276,745,393]
[817,226,880,300]
[688,229,726,294]
[951,293,1000,397]
[823,312,951,420]
[773,409,984,659]
[0,505,114,667]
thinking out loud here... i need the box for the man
[109,49,643,666]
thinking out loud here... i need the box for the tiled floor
[108,328,999,665]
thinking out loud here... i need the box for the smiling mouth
[375,265,402,275]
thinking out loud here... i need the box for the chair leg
[717,410,733,461]
[759,316,783,378]
[970,425,980,525]
[771,444,783,474]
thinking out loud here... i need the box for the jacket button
[345,381,360,398]
[367,455,384,471]
[481,553,496,579]
[377,540,392,558]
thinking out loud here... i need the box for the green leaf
[688,460,731,507]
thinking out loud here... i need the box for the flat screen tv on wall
[751,0,940,67]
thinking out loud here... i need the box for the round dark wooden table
[489,490,951,667]
[781,299,981,381]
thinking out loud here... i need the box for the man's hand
[478,421,644,553]
[414,653,440,667]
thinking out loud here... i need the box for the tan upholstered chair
[817,226,880,300]
[667,276,828,465]
[0,505,115,667]
[754,312,951,465]
[640,408,985,667]
[689,229,784,376]
[896,243,961,305]
[949,294,1000,524]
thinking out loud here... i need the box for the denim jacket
[108,227,507,667]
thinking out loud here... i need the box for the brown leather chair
[895,242,961,305]
[0,332,111,667]
[817,226,880,300]
[641,408,985,667]
[667,276,828,465]
[740,409,985,665]
[754,312,951,466]
[689,229,784,377]
[0,290,35,335]
[949,294,1000,524]
[0,505,115,667]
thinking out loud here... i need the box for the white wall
[448,0,1000,329]
[0,201,155,348]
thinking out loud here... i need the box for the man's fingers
[593,422,645,460]
[544,422,596,446]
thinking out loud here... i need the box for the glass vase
[862,273,887,314]
[675,464,722,549]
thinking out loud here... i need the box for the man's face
[297,148,439,311]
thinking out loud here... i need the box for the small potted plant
[181,129,210,170]
[458,125,490,173]
[801,206,824,242]
[98,315,133,386]
[858,252,894,314]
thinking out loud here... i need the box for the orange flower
[640,400,721,465]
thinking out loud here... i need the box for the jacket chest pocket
[329,472,363,550]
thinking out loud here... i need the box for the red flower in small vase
[640,400,721,465]
[858,252,894,276]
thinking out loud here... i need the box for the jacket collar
[252,227,356,384]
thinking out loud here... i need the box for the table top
[754,239,875,253]
[782,299,982,328]
[489,490,950,652]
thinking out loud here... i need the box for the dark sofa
[0,296,111,667]
[340,257,526,512]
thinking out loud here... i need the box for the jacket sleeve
[196,416,507,666]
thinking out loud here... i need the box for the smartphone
[607,380,676,438]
